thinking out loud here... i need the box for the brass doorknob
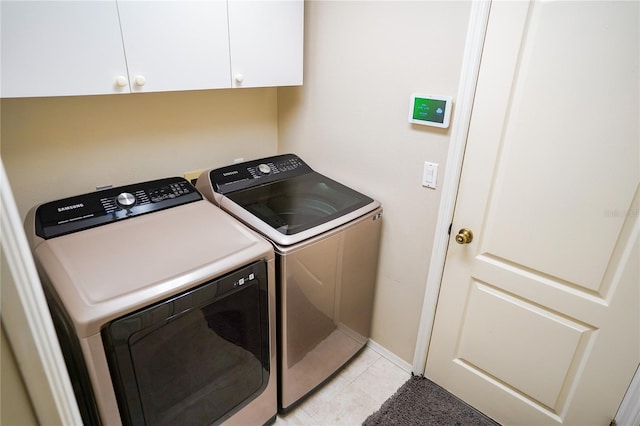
[455,228,473,245]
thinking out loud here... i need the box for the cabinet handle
[134,75,146,87]
[115,76,128,88]
[234,74,244,83]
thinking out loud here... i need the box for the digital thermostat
[408,93,452,128]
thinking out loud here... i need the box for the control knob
[257,164,271,175]
[116,192,136,207]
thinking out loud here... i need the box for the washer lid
[34,200,273,337]
[224,171,376,242]
[203,154,380,246]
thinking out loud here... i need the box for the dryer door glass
[226,172,374,235]
[102,261,269,425]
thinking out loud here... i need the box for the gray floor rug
[363,375,500,426]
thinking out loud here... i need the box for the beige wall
[278,0,471,362]
[1,0,472,379]
[1,88,279,218]
[1,240,38,425]
[1,324,38,426]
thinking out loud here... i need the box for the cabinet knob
[115,76,128,87]
[134,75,146,87]
[234,74,244,83]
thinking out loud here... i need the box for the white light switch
[422,162,438,189]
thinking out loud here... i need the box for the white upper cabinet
[0,1,129,98]
[117,0,231,93]
[0,0,303,98]
[228,0,304,88]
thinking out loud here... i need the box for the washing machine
[24,177,277,426]
[196,154,382,412]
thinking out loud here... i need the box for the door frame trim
[411,0,491,375]
[616,364,640,424]
[0,160,82,424]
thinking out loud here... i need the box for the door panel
[426,1,639,424]
[483,0,638,291]
[458,280,596,410]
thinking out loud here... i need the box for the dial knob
[116,192,136,207]
[257,164,271,174]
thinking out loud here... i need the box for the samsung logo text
[58,203,84,212]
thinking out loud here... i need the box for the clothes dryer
[196,154,382,412]
[25,177,277,426]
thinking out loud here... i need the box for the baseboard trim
[367,339,412,373]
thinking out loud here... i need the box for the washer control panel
[35,177,202,239]
[211,154,312,194]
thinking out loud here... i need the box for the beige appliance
[25,177,277,426]
[196,154,382,412]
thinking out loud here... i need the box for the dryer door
[102,261,269,425]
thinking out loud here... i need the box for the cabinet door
[117,0,231,93]
[1,1,129,98]
[228,0,303,88]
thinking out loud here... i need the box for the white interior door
[425,1,639,425]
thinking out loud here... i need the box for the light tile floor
[274,347,411,426]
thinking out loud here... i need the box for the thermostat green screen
[408,94,452,128]
[412,98,447,123]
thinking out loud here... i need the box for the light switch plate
[422,162,438,189]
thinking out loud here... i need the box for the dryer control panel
[35,177,202,239]
[209,154,313,194]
